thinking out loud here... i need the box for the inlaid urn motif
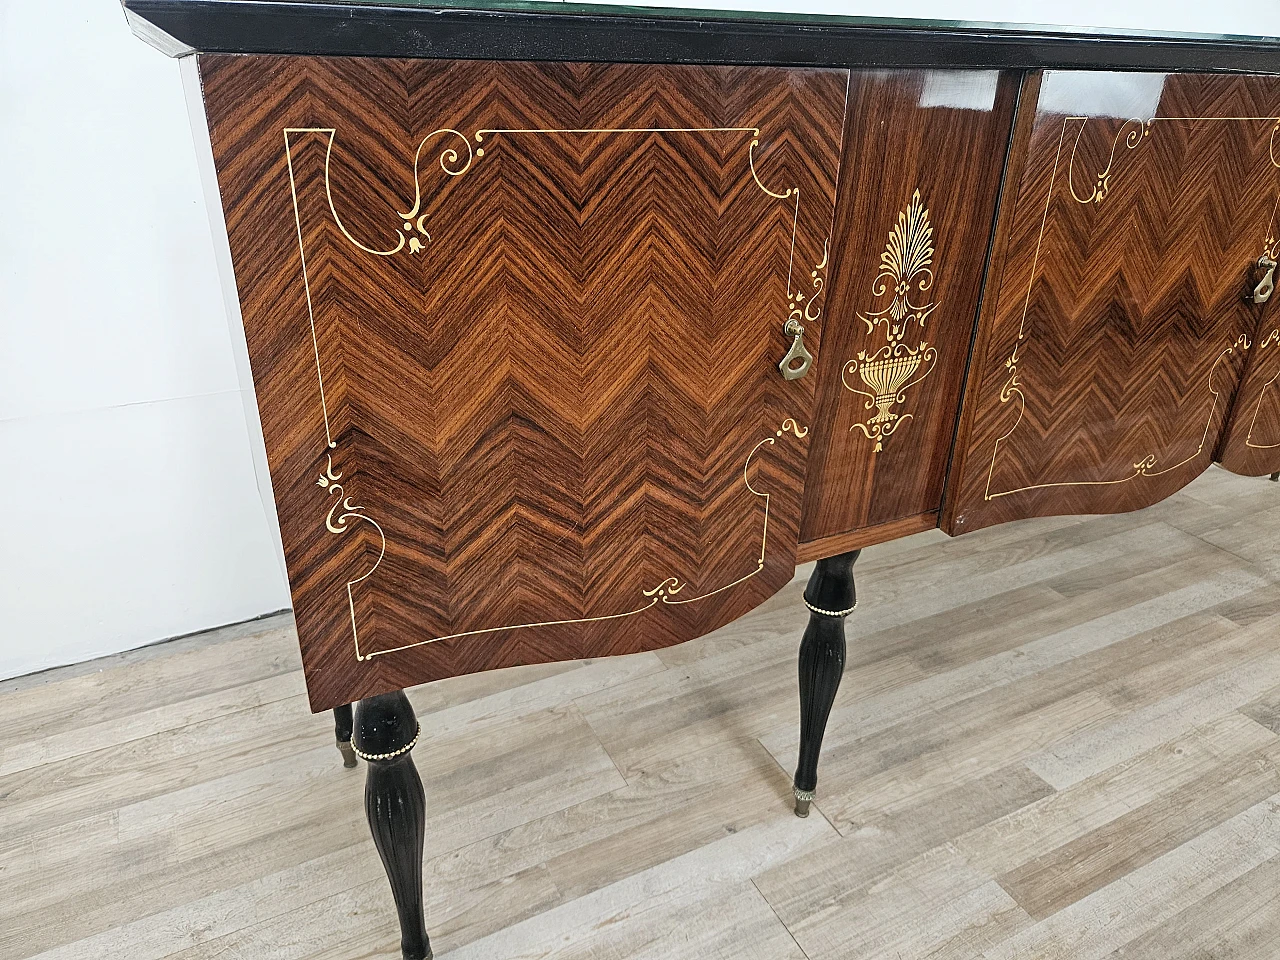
[843,189,940,452]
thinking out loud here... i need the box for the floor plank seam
[1168,525,1280,588]
[751,876,815,960]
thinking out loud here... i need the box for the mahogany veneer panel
[198,56,846,710]
[945,71,1280,535]
[799,70,1018,545]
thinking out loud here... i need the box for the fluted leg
[793,549,859,817]
[355,691,431,960]
[334,703,357,768]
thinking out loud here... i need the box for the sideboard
[124,3,1280,956]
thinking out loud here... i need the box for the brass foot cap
[337,739,358,768]
[793,786,815,818]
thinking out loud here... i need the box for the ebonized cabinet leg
[793,549,860,818]
[334,703,357,768]
[354,691,431,960]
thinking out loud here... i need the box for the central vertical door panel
[946,71,1280,535]
[199,57,847,710]
[799,70,1019,549]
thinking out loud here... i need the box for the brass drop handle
[779,319,814,381]
[1248,255,1277,305]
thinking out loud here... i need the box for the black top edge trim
[122,0,1280,73]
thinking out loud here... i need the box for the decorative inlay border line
[1245,328,1280,450]
[356,417,808,661]
[1067,116,1280,206]
[984,113,1280,501]
[283,125,821,662]
[842,189,940,453]
[788,238,829,341]
[1068,118,1151,204]
[316,455,386,663]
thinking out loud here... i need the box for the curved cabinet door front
[1217,293,1280,475]
[198,56,847,710]
[946,71,1280,535]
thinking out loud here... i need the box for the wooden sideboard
[125,3,1280,956]
[193,57,1280,709]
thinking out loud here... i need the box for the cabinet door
[197,57,846,710]
[945,71,1280,535]
[1217,292,1280,474]
[799,70,1019,553]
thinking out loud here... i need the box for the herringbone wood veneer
[199,56,846,710]
[946,72,1280,535]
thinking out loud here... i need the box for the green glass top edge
[302,0,1280,45]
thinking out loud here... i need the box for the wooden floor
[9,467,1280,959]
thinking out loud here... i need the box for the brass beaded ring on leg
[353,722,421,762]
[803,598,858,618]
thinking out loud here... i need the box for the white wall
[1,0,1276,681]
[0,0,290,680]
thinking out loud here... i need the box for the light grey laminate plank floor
[7,466,1280,959]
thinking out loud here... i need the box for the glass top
[325,0,1280,44]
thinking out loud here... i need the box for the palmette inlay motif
[858,189,937,341]
[287,123,821,663]
[842,190,940,452]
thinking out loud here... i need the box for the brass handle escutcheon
[1248,255,1277,305]
[779,319,813,381]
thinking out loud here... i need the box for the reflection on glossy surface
[919,71,1000,112]
[1038,71,1167,119]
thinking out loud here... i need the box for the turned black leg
[793,549,860,817]
[334,703,357,768]
[354,691,431,960]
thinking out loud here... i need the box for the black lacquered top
[123,0,1280,73]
